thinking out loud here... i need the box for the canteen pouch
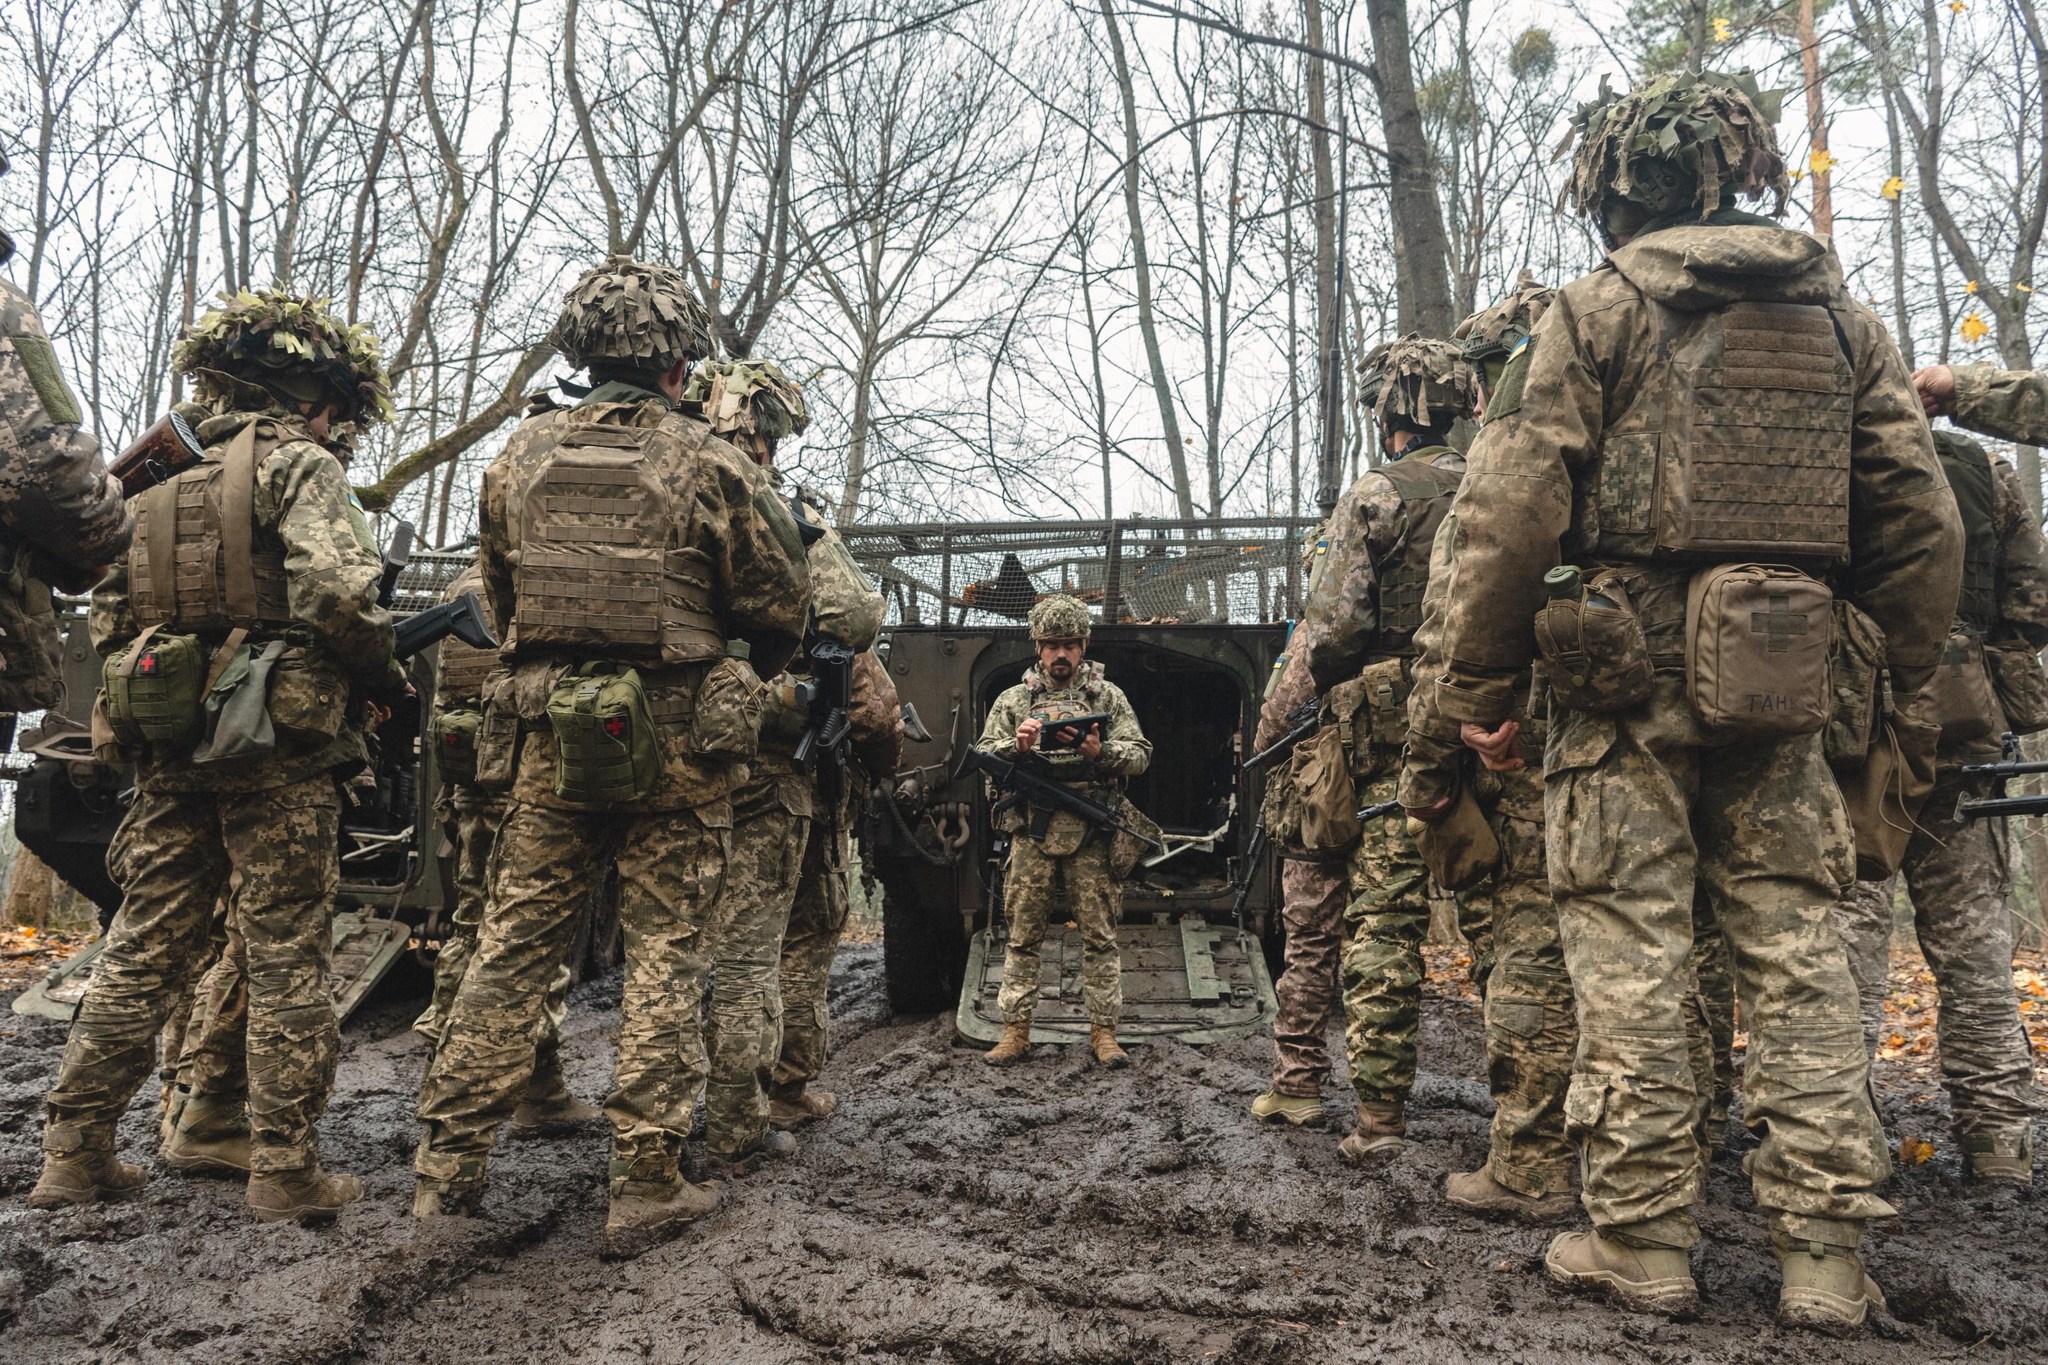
[1290,723,1360,854]
[1985,636,2048,736]
[1824,600,1887,770]
[101,626,207,751]
[547,664,661,806]
[431,708,483,787]
[1920,629,2003,747]
[1412,782,1500,892]
[688,652,766,763]
[266,647,348,747]
[192,638,284,767]
[1532,569,1653,714]
[1109,801,1163,880]
[1684,564,1833,738]
[1357,657,1412,749]
[1836,708,1939,881]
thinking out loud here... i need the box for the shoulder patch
[8,334,82,426]
[1485,334,1535,423]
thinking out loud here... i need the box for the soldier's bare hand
[1912,364,1957,417]
[1461,720,1523,772]
[1078,725,1103,759]
[1016,717,1042,752]
[363,700,392,732]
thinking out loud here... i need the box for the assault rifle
[111,410,205,498]
[957,745,1165,854]
[1957,732,2048,820]
[394,590,497,659]
[1244,698,1320,773]
[792,639,858,808]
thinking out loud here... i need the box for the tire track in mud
[3,945,2043,1363]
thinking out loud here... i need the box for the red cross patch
[138,652,158,675]
[603,714,629,741]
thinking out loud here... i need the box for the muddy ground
[0,943,2042,1365]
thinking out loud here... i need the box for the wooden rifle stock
[112,411,205,498]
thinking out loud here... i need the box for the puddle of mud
[0,941,2040,1364]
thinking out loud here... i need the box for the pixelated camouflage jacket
[1296,445,1465,697]
[1952,364,2048,448]
[1415,224,1960,731]
[478,383,810,815]
[0,278,133,709]
[91,407,397,792]
[976,660,1151,786]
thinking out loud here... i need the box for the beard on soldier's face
[1047,657,1074,681]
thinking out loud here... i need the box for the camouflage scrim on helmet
[173,291,395,424]
[1556,70,1790,223]
[682,358,811,441]
[1456,271,1556,368]
[1358,334,1480,431]
[1029,593,1092,641]
[550,256,714,373]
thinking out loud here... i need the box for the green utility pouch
[546,663,661,806]
[192,637,284,768]
[101,625,207,751]
[688,645,765,763]
[431,708,484,786]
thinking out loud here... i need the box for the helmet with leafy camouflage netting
[1029,593,1092,641]
[173,290,394,424]
[550,256,715,373]
[1557,70,1789,229]
[682,358,811,442]
[1455,271,1556,388]
[1358,335,1480,433]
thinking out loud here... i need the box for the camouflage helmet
[550,255,715,373]
[1028,593,1092,641]
[681,358,811,442]
[1358,334,1480,432]
[173,290,395,424]
[1557,70,1789,226]
[1455,270,1555,386]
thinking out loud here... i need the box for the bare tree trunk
[1303,0,1342,512]
[1798,0,1833,236]
[1363,0,1455,335]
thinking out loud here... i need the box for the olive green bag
[546,663,661,806]
[431,708,483,786]
[101,625,207,751]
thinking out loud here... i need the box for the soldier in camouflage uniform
[976,594,1152,1067]
[680,358,898,1166]
[411,258,810,1259]
[1402,73,1961,1332]
[1296,335,1480,1165]
[414,560,595,1137]
[1832,427,2048,1186]
[34,291,405,1224]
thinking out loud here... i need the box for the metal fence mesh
[841,518,1320,629]
[390,549,476,616]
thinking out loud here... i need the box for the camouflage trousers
[415,801,728,1187]
[772,816,853,1101]
[1341,760,1433,1106]
[1834,772,2038,1153]
[414,791,571,1102]
[704,780,809,1158]
[1689,889,1738,1129]
[997,833,1122,1027]
[1546,679,1892,1247]
[44,776,342,1173]
[1268,853,1351,1097]
[158,902,231,1099]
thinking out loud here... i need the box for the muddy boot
[1250,1090,1324,1127]
[161,1094,251,1176]
[1544,1228,1699,1318]
[1089,1025,1129,1069]
[702,1130,797,1179]
[1773,1230,1886,1337]
[27,1150,147,1209]
[507,1068,603,1138]
[156,1086,182,1148]
[769,1089,837,1131]
[1962,1130,2033,1188]
[246,1165,364,1225]
[984,1021,1031,1066]
[1337,1100,1406,1165]
[412,1179,487,1219]
[601,1159,723,1261]
[1444,1163,1576,1224]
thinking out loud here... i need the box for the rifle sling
[218,423,261,624]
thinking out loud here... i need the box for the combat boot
[508,1069,603,1138]
[1249,1090,1325,1127]
[768,1089,837,1131]
[984,1021,1031,1066]
[412,1179,487,1219]
[1337,1100,1406,1164]
[27,1150,147,1209]
[1545,1228,1699,1317]
[1089,1025,1129,1069]
[161,1093,251,1176]
[1444,1163,1575,1224]
[601,1158,723,1261]
[246,1165,363,1225]
[702,1130,797,1179]
[1962,1129,2034,1188]
[1774,1230,1885,1336]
